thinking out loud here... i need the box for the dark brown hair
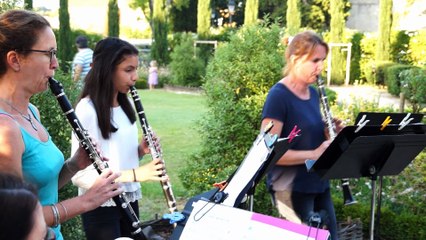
[0,173,39,239]
[283,31,329,76]
[0,9,51,76]
[79,37,139,139]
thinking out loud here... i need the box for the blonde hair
[150,60,157,67]
[282,31,329,76]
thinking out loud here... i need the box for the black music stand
[307,121,426,240]
[170,126,296,240]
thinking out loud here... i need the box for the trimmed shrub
[179,22,284,215]
[384,64,414,96]
[399,67,426,112]
[169,33,205,87]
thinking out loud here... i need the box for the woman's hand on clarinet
[81,169,123,211]
[333,117,345,134]
[139,131,161,157]
[134,158,168,182]
[70,138,108,171]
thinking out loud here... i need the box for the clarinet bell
[343,184,357,206]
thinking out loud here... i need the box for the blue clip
[163,212,185,224]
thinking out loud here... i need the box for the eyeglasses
[18,49,57,64]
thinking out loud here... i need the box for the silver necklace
[0,98,38,131]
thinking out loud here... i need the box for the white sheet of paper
[180,200,330,240]
[221,137,270,206]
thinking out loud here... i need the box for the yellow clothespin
[355,114,369,133]
[380,116,392,131]
[398,113,414,130]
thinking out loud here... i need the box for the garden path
[329,85,404,110]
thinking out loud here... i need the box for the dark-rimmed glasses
[18,49,57,64]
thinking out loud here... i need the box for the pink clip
[288,125,301,143]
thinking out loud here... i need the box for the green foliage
[376,0,392,61]
[390,30,412,64]
[179,23,284,212]
[169,33,205,87]
[244,0,259,26]
[108,0,120,37]
[384,63,414,96]
[329,0,346,85]
[286,0,301,35]
[58,0,73,73]
[31,70,83,239]
[359,33,377,84]
[24,0,32,9]
[0,0,21,12]
[197,0,211,37]
[349,32,363,84]
[151,0,169,65]
[375,61,394,85]
[408,30,426,67]
[399,67,426,112]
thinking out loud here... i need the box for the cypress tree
[58,0,72,73]
[152,0,169,65]
[108,0,120,37]
[286,0,300,35]
[329,0,345,85]
[244,0,259,26]
[377,0,392,61]
[197,0,211,38]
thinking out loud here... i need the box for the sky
[33,0,59,10]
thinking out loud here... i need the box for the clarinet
[317,76,357,206]
[48,77,147,239]
[129,86,178,214]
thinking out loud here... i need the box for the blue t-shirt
[261,82,329,193]
[0,105,64,239]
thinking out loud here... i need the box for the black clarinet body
[129,86,178,214]
[317,76,357,206]
[48,77,146,239]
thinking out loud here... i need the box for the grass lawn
[134,89,207,221]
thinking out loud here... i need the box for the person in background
[148,60,158,90]
[0,172,56,240]
[0,9,123,240]
[260,31,344,240]
[72,35,93,89]
[71,37,167,240]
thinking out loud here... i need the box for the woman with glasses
[0,10,123,240]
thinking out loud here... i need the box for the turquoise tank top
[0,105,64,240]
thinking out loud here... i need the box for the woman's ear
[6,51,21,72]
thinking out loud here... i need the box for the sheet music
[221,136,270,206]
[180,200,330,240]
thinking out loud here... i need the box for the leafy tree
[197,0,211,37]
[58,0,73,73]
[377,0,392,61]
[244,0,259,26]
[286,0,300,35]
[329,0,346,84]
[108,0,120,37]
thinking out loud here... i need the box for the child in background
[148,60,158,90]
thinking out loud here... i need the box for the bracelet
[58,202,68,222]
[50,204,60,227]
[132,168,137,182]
